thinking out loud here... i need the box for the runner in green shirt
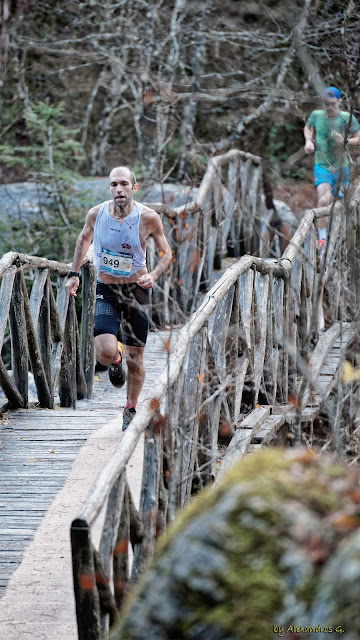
[304,86,360,246]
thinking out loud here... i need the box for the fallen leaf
[149,398,160,411]
[80,573,95,591]
[341,360,360,384]
[292,449,315,464]
[288,394,300,408]
[152,414,167,434]
[143,90,153,106]
[218,421,234,443]
[114,539,128,555]
[163,338,171,353]
[189,248,200,274]
[49,449,55,453]
[329,512,359,532]
[346,489,360,504]
[95,571,109,588]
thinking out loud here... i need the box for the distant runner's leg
[316,183,332,236]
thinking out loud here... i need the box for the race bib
[100,248,133,276]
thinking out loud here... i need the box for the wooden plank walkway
[218,328,353,478]
[0,328,178,598]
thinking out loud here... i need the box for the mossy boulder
[110,449,360,640]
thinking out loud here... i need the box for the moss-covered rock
[308,530,360,639]
[110,449,360,640]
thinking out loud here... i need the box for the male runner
[304,86,360,247]
[65,166,172,429]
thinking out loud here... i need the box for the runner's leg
[124,345,145,405]
[95,333,119,366]
[316,183,333,229]
[314,164,333,229]
[93,283,122,366]
[121,284,150,406]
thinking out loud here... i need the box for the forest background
[1,0,359,263]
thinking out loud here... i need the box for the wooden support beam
[9,270,29,406]
[99,472,126,608]
[0,266,16,350]
[216,407,271,481]
[37,273,52,388]
[251,414,285,445]
[21,271,52,409]
[132,420,162,580]
[71,518,101,640]
[181,326,208,505]
[59,296,77,409]
[0,357,24,408]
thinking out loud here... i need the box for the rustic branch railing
[147,149,275,325]
[71,199,350,639]
[0,252,96,409]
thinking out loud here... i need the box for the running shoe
[108,351,125,388]
[122,406,136,431]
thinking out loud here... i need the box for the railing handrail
[0,251,79,278]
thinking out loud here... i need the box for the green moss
[110,448,360,640]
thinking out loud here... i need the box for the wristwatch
[68,270,80,278]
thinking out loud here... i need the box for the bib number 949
[100,248,133,276]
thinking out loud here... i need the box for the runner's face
[323,97,340,118]
[109,169,138,211]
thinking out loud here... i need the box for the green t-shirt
[307,110,360,170]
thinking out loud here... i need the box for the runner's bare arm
[331,128,360,146]
[137,214,172,289]
[65,206,98,296]
[304,124,315,154]
[347,129,360,146]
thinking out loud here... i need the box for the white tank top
[93,201,146,278]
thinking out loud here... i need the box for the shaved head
[109,166,137,186]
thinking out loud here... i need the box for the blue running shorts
[313,164,349,198]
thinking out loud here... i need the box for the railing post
[132,420,161,581]
[71,518,101,640]
[59,295,77,408]
[81,263,96,398]
[9,270,29,406]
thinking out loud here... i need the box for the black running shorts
[94,281,150,347]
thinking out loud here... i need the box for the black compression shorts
[94,281,150,347]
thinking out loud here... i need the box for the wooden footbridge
[0,149,359,639]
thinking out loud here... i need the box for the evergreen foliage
[0,100,86,260]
